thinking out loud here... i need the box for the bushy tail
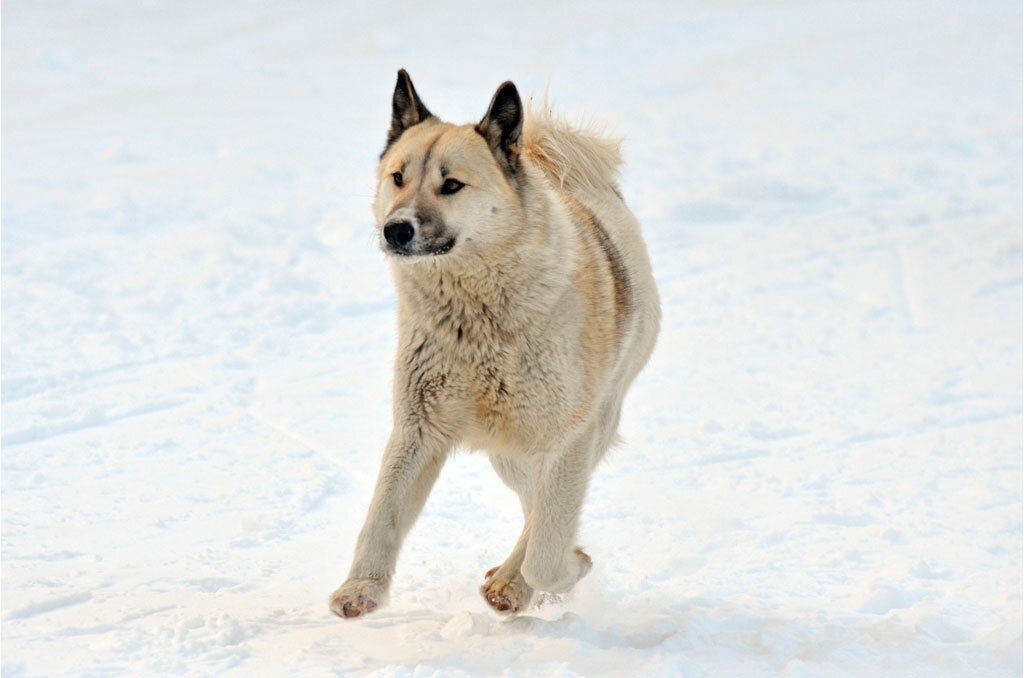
[523,97,623,194]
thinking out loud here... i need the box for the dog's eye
[440,178,464,195]
[392,172,403,188]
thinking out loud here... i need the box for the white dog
[329,70,660,618]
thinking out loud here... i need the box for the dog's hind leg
[520,427,602,594]
[480,454,537,614]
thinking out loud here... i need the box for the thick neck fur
[391,171,573,348]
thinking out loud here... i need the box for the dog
[328,70,660,618]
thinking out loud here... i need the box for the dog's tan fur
[329,71,660,618]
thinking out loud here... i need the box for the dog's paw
[481,568,534,615]
[328,578,387,619]
[521,546,594,593]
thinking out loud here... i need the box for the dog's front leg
[329,426,448,619]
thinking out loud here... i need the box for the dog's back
[523,103,661,450]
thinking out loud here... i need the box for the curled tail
[523,97,623,195]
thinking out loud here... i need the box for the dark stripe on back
[563,193,633,341]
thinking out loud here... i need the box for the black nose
[383,220,414,248]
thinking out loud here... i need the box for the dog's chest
[462,362,531,452]
[455,330,572,451]
[401,276,577,449]
[469,355,516,424]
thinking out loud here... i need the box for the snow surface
[2,1,1022,676]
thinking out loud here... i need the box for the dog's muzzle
[382,218,455,257]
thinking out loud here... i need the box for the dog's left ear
[476,81,523,176]
[387,69,433,150]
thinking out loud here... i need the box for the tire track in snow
[5,593,93,620]
[2,398,192,448]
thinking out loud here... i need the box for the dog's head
[373,70,525,263]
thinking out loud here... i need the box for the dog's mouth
[430,238,455,256]
[388,236,456,259]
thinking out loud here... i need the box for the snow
[2,0,1021,675]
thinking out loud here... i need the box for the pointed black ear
[476,81,523,175]
[386,69,433,150]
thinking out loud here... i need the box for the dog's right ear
[386,69,433,151]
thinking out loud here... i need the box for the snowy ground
[2,1,1021,675]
